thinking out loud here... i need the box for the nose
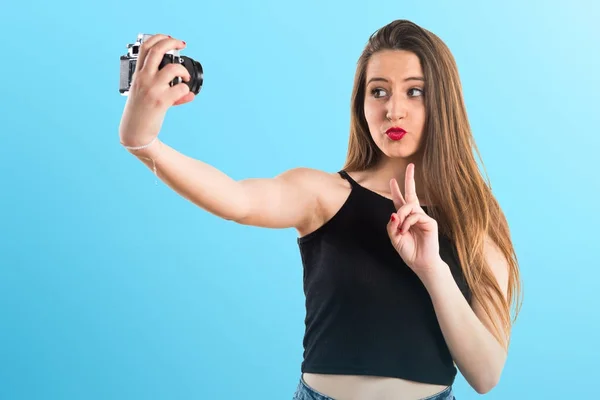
[386,95,407,121]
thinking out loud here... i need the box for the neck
[370,154,427,200]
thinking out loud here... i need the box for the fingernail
[182,40,186,45]
[390,215,395,221]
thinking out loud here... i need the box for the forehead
[365,50,423,80]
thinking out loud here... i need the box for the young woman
[118,19,522,400]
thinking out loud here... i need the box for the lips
[385,127,407,141]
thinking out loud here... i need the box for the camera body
[119,33,203,96]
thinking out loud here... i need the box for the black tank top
[297,170,472,386]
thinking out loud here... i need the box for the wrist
[122,136,162,160]
[416,258,452,288]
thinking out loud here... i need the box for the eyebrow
[366,76,425,84]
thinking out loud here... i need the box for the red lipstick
[386,127,407,141]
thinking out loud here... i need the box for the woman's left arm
[420,236,510,394]
[386,164,511,394]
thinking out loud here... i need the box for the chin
[387,152,417,160]
[378,142,419,160]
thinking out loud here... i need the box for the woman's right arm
[132,142,319,229]
[119,34,319,231]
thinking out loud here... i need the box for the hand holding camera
[118,34,203,152]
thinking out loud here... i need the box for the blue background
[1,0,598,398]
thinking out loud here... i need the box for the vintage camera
[119,33,203,96]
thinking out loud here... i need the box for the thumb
[173,91,195,106]
[166,82,192,106]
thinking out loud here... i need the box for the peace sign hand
[386,164,444,278]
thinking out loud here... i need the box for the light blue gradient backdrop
[1,0,598,398]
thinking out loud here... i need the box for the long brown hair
[343,19,522,350]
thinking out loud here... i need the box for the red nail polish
[390,215,395,221]
[182,40,186,45]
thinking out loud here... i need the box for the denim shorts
[292,376,456,400]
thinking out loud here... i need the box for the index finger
[142,37,187,73]
[404,163,419,205]
[135,34,170,73]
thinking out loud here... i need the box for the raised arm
[132,142,319,229]
[119,34,318,231]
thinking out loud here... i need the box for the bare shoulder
[276,167,353,237]
[275,167,348,196]
[236,166,348,233]
[277,166,340,184]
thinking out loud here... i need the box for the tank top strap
[338,170,361,189]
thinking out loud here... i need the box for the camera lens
[181,56,203,95]
[157,54,203,95]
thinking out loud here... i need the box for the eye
[408,88,424,97]
[371,88,388,98]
